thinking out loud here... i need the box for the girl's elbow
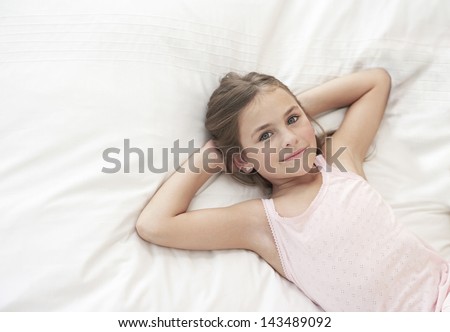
[135,218,152,242]
[136,217,165,244]
[374,68,391,88]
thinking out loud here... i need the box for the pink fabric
[262,154,450,311]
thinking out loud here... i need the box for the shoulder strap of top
[260,197,292,281]
[261,198,276,220]
[314,153,327,170]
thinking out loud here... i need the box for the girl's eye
[287,115,299,125]
[259,132,272,141]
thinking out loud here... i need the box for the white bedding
[0,0,449,311]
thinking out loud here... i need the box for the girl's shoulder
[237,198,285,276]
[238,198,268,222]
[233,198,275,241]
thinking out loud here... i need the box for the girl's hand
[199,139,225,173]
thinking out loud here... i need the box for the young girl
[136,68,450,311]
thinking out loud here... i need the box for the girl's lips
[283,147,307,162]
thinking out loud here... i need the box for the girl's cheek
[254,151,275,174]
[306,126,316,145]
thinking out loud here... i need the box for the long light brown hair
[205,72,329,194]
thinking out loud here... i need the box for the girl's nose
[282,128,298,147]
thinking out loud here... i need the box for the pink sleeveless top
[262,154,450,311]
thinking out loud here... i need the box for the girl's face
[237,87,317,184]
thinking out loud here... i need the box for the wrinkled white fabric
[0,0,449,310]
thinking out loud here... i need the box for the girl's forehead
[240,88,300,123]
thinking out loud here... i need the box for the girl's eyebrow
[251,105,297,139]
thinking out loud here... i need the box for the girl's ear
[232,153,254,174]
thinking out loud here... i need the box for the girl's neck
[271,166,321,198]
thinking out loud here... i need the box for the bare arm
[136,140,264,251]
[297,68,391,164]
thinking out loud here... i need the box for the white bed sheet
[0,0,449,311]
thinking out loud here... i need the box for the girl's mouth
[282,147,307,162]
